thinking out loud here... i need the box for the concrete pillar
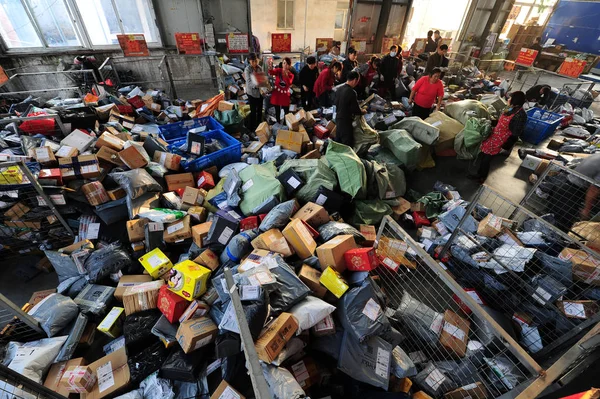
[374,0,393,53]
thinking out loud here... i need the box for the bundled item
[128,341,170,385]
[378,129,422,170]
[337,333,392,390]
[338,279,390,342]
[444,100,491,125]
[28,293,79,337]
[395,291,443,344]
[484,355,525,393]
[325,140,367,199]
[269,256,311,315]
[84,242,132,282]
[351,200,393,225]
[260,200,298,231]
[7,336,68,383]
[278,159,338,204]
[111,169,162,199]
[239,162,286,215]
[413,362,456,397]
[262,364,306,399]
[289,296,336,334]
[318,221,365,244]
[391,116,440,145]
[391,345,417,378]
[124,309,163,350]
[353,115,379,156]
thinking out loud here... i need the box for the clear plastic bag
[28,293,79,337]
[111,169,162,199]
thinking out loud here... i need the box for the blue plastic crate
[158,116,224,143]
[171,130,241,172]
[523,108,564,145]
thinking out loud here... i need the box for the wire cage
[520,161,600,252]
[0,161,73,259]
[0,363,66,399]
[371,215,542,399]
[0,294,45,346]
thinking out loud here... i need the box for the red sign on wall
[272,33,291,53]
[515,48,539,67]
[117,34,149,57]
[175,33,202,55]
[558,58,587,78]
[226,33,249,53]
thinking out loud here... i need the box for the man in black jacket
[380,45,402,100]
[334,71,365,147]
[425,44,449,76]
[299,56,319,110]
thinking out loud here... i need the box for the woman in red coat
[313,61,342,107]
[268,57,294,123]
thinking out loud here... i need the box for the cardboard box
[187,206,207,223]
[377,236,415,270]
[285,113,300,131]
[283,218,317,259]
[163,215,192,243]
[196,171,215,190]
[560,248,600,286]
[192,222,212,247]
[391,197,412,220]
[316,234,357,272]
[126,218,148,242]
[276,130,303,153]
[107,188,126,201]
[293,202,329,228]
[166,260,211,299]
[158,284,190,323]
[139,248,173,278]
[252,228,295,257]
[55,145,79,159]
[97,307,124,339]
[218,101,235,111]
[179,299,210,323]
[176,317,218,353]
[443,382,489,399]
[243,141,264,155]
[193,248,220,271]
[44,357,86,397]
[320,266,349,298]
[255,312,299,362]
[83,348,130,399]
[182,187,204,206]
[81,182,110,206]
[38,168,63,186]
[166,173,195,191]
[210,380,246,399]
[59,155,101,180]
[153,151,181,171]
[61,129,95,152]
[118,145,148,169]
[4,202,30,220]
[439,310,470,357]
[345,247,378,272]
[28,289,56,306]
[300,149,321,159]
[122,280,164,315]
[256,121,271,143]
[298,264,327,298]
[414,392,434,399]
[96,146,125,167]
[360,225,377,246]
[556,300,600,320]
[35,146,56,166]
[115,275,152,301]
[477,213,503,237]
[95,132,125,151]
[60,365,95,393]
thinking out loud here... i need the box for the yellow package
[139,248,173,278]
[320,266,349,298]
[166,260,211,300]
[97,307,124,338]
[0,166,23,184]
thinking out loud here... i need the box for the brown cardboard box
[163,215,192,243]
[165,173,195,191]
[218,101,235,111]
[192,222,212,247]
[81,182,110,206]
[182,187,204,206]
[97,146,125,166]
[256,121,271,143]
[556,300,600,320]
[176,317,218,353]
[126,218,148,242]
[439,310,470,357]
[390,376,412,393]
[360,225,377,246]
[276,130,303,153]
[95,132,125,151]
[243,141,264,154]
[153,151,181,171]
[316,235,357,273]
[304,110,316,127]
[107,188,126,201]
[187,206,207,223]
[477,213,503,238]
[295,109,307,123]
[28,289,56,306]
[285,113,300,131]
[35,146,57,166]
[560,248,600,286]
[118,146,148,169]
[60,365,95,393]
[293,202,329,227]
[377,236,416,270]
[255,312,299,362]
[210,380,246,399]
[44,357,87,397]
[392,198,412,220]
[115,275,153,301]
[4,202,30,220]
[443,382,489,399]
[193,248,220,271]
[282,218,317,259]
[252,228,295,257]
[298,264,327,298]
[82,348,130,399]
[122,280,164,315]
[55,145,79,158]
[59,155,101,180]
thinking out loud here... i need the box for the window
[0,0,160,51]
[277,0,294,29]
[335,10,346,30]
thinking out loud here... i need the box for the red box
[313,125,329,139]
[345,247,378,271]
[127,95,145,109]
[240,216,259,231]
[175,188,186,197]
[196,171,215,190]
[39,168,63,186]
[157,285,190,323]
[117,104,134,115]
[412,211,430,227]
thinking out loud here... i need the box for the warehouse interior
[0,0,599,398]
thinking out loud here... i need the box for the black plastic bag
[128,341,169,385]
[337,332,392,391]
[160,348,206,382]
[44,250,87,297]
[269,256,311,316]
[84,243,132,283]
[318,222,366,244]
[338,279,390,342]
[124,309,162,353]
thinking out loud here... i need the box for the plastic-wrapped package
[173,379,210,399]
[160,348,205,382]
[127,192,160,220]
[395,291,442,344]
[114,390,143,399]
[124,309,162,350]
[220,230,259,264]
[2,342,21,366]
[444,100,490,125]
[223,169,242,207]
[252,195,280,215]
[7,336,68,383]
[128,342,170,385]
[434,360,479,386]
[278,159,338,204]
[391,116,440,145]
[138,208,186,224]
[338,279,390,342]
[391,346,417,378]
[413,362,455,397]
[325,140,367,199]
[289,296,336,334]
[110,169,162,199]
[317,222,365,244]
[351,200,393,225]
[239,162,286,215]
[55,313,88,362]
[151,315,179,347]
[269,256,311,316]
[218,289,269,340]
[381,326,405,348]
[74,284,115,316]
[439,206,478,233]
[28,293,78,337]
[145,162,168,178]
[513,315,543,354]
[140,372,175,399]
[484,356,525,392]
[471,305,516,347]
[84,243,132,283]
[260,200,298,231]
[312,328,344,360]
[272,338,306,366]
[44,250,87,297]
[531,274,567,306]
[262,364,306,399]
[337,333,392,390]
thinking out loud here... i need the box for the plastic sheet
[160,348,205,382]
[128,342,170,385]
[325,140,367,199]
[338,279,390,342]
[261,364,306,399]
[7,336,68,383]
[337,333,392,390]
[260,200,298,231]
[289,296,336,333]
[111,169,162,199]
[270,256,311,316]
[84,242,132,283]
[28,293,78,337]
[317,221,365,244]
[55,313,88,362]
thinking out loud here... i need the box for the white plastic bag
[289,296,336,334]
[28,293,79,337]
[8,336,68,383]
[261,364,306,399]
